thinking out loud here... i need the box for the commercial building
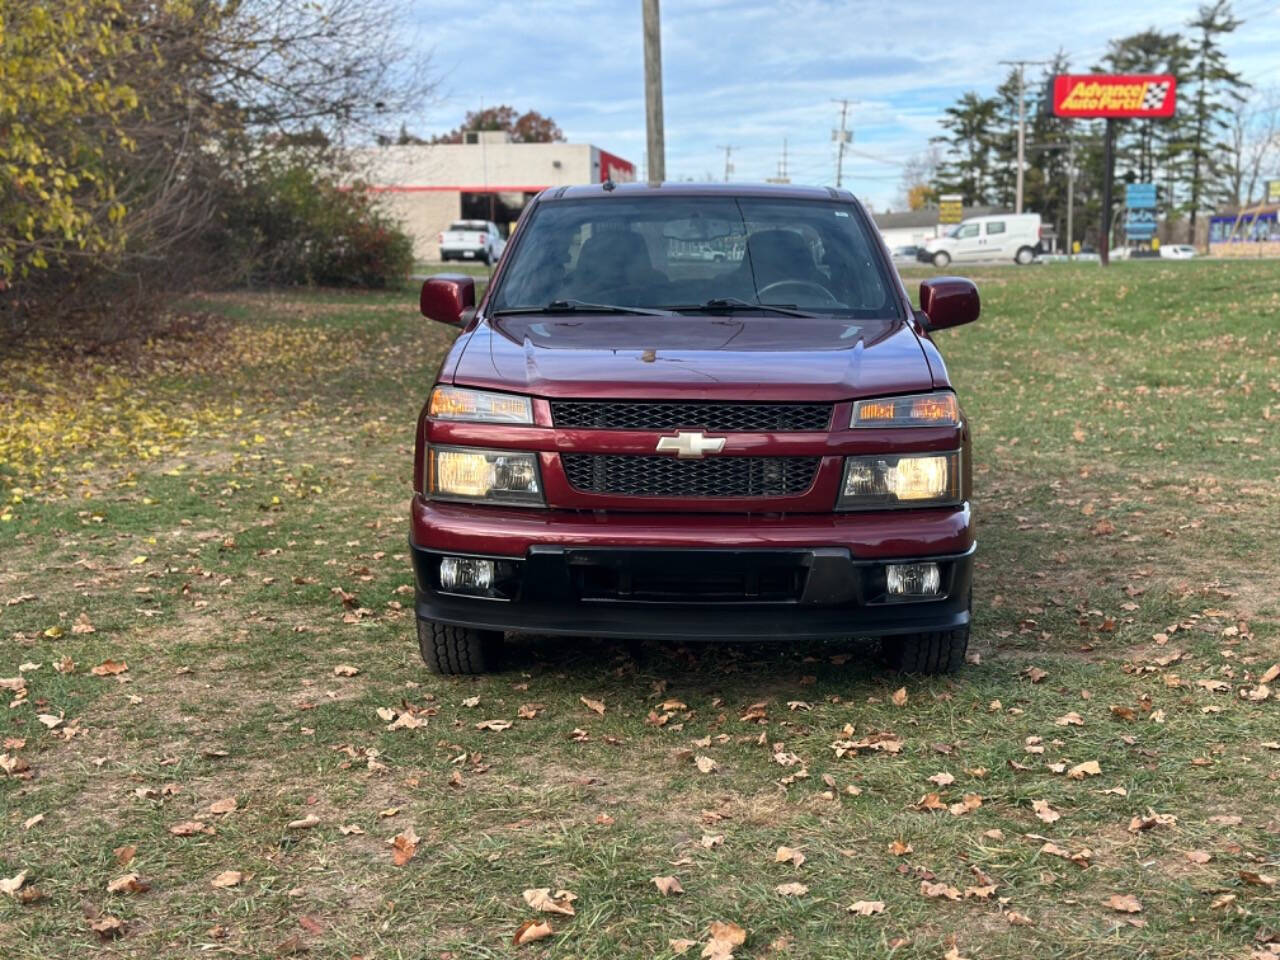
[351,132,635,261]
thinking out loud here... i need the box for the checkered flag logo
[1141,81,1170,111]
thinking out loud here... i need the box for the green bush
[220,159,414,289]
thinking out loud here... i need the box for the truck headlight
[837,452,960,510]
[429,386,533,424]
[428,446,544,506]
[852,392,958,428]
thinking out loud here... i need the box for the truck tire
[932,251,951,268]
[1015,246,1036,265]
[885,626,969,674]
[417,619,503,675]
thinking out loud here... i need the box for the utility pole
[717,144,735,182]
[1065,137,1075,258]
[642,0,665,184]
[998,60,1047,214]
[766,138,790,184]
[831,98,854,188]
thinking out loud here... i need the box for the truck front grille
[550,400,832,432]
[560,454,820,499]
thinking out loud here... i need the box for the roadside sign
[1268,179,1280,203]
[938,193,963,225]
[1051,75,1177,119]
[1125,183,1157,209]
[1125,208,1156,239]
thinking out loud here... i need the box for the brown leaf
[474,719,511,732]
[513,919,554,946]
[332,664,360,677]
[91,659,129,676]
[928,772,955,786]
[1104,893,1143,913]
[113,844,137,866]
[72,613,96,634]
[1258,663,1279,685]
[274,933,308,956]
[774,845,805,867]
[695,755,719,774]
[889,840,913,856]
[1055,712,1085,727]
[170,820,212,836]
[1185,850,1212,864]
[1,871,28,897]
[1240,871,1277,887]
[391,827,419,866]
[106,873,150,895]
[1067,760,1102,780]
[211,870,244,888]
[670,939,698,955]
[522,887,577,914]
[580,696,606,716]
[920,880,962,901]
[1032,799,1061,824]
[286,815,321,830]
[775,882,809,896]
[704,920,747,957]
[965,884,998,899]
[1024,666,1048,684]
[653,875,685,896]
[847,899,885,916]
[209,797,238,815]
[914,792,947,812]
[949,794,983,817]
[890,687,908,707]
[90,915,126,939]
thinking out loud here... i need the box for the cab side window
[956,224,979,239]
[985,221,1006,235]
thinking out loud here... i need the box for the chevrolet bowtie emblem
[655,431,726,459]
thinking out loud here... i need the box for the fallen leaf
[1024,666,1048,684]
[774,845,805,867]
[704,920,747,958]
[847,899,885,916]
[701,833,724,848]
[23,814,44,830]
[1,871,27,896]
[670,939,698,955]
[113,844,136,866]
[90,915,126,939]
[1005,910,1034,926]
[928,772,955,786]
[653,875,685,896]
[106,873,150,894]
[91,660,129,677]
[1055,712,1085,727]
[965,884,998,899]
[286,815,321,830]
[513,919,554,946]
[775,882,808,896]
[72,613,95,634]
[339,824,364,836]
[170,820,212,836]
[211,870,244,888]
[522,887,577,914]
[891,687,908,707]
[695,755,719,774]
[1240,871,1277,887]
[1185,850,1212,864]
[1032,799,1061,824]
[474,719,511,732]
[920,880,962,901]
[332,664,359,677]
[580,696,606,716]
[209,797,238,815]
[461,695,480,708]
[1068,760,1102,780]
[391,827,419,866]
[949,794,983,816]
[1104,894,1143,913]
[889,840,913,856]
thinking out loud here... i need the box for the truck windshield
[491,196,900,319]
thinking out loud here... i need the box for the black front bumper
[411,542,974,642]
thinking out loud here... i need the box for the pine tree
[932,93,1000,205]
[1185,1,1249,230]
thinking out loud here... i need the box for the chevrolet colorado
[411,182,979,675]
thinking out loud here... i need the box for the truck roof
[543,181,858,203]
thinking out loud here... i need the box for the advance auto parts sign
[1052,75,1177,119]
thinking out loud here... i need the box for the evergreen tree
[931,93,1000,205]
[1185,1,1249,229]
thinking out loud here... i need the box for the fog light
[886,562,941,597]
[439,556,494,592]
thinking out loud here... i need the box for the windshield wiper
[666,298,813,319]
[492,299,672,317]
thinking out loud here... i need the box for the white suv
[439,220,507,265]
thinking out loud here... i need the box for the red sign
[596,148,635,183]
[1051,74,1177,118]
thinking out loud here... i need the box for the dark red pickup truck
[410,182,979,675]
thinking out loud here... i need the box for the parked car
[1159,244,1197,259]
[920,213,1042,267]
[439,220,506,264]
[412,182,980,676]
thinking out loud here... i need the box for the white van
[920,213,1042,267]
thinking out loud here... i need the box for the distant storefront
[1208,205,1280,257]
[351,132,635,261]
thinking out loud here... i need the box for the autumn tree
[432,106,566,144]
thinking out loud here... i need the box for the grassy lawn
[1,261,1278,960]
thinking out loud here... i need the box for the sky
[402,0,1280,210]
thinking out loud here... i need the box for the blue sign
[1125,208,1157,238]
[1126,183,1157,209]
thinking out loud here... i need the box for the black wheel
[884,625,969,675]
[417,619,503,675]
[932,251,951,268]
[1015,246,1035,265]
[480,250,491,266]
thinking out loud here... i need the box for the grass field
[1,260,1278,960]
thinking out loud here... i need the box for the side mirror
[419,274,477,326]
[917,277,979,332]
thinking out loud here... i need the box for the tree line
[901,1,1275,248]
[1,0,434,340]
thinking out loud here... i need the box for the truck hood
[449,313,935,402]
